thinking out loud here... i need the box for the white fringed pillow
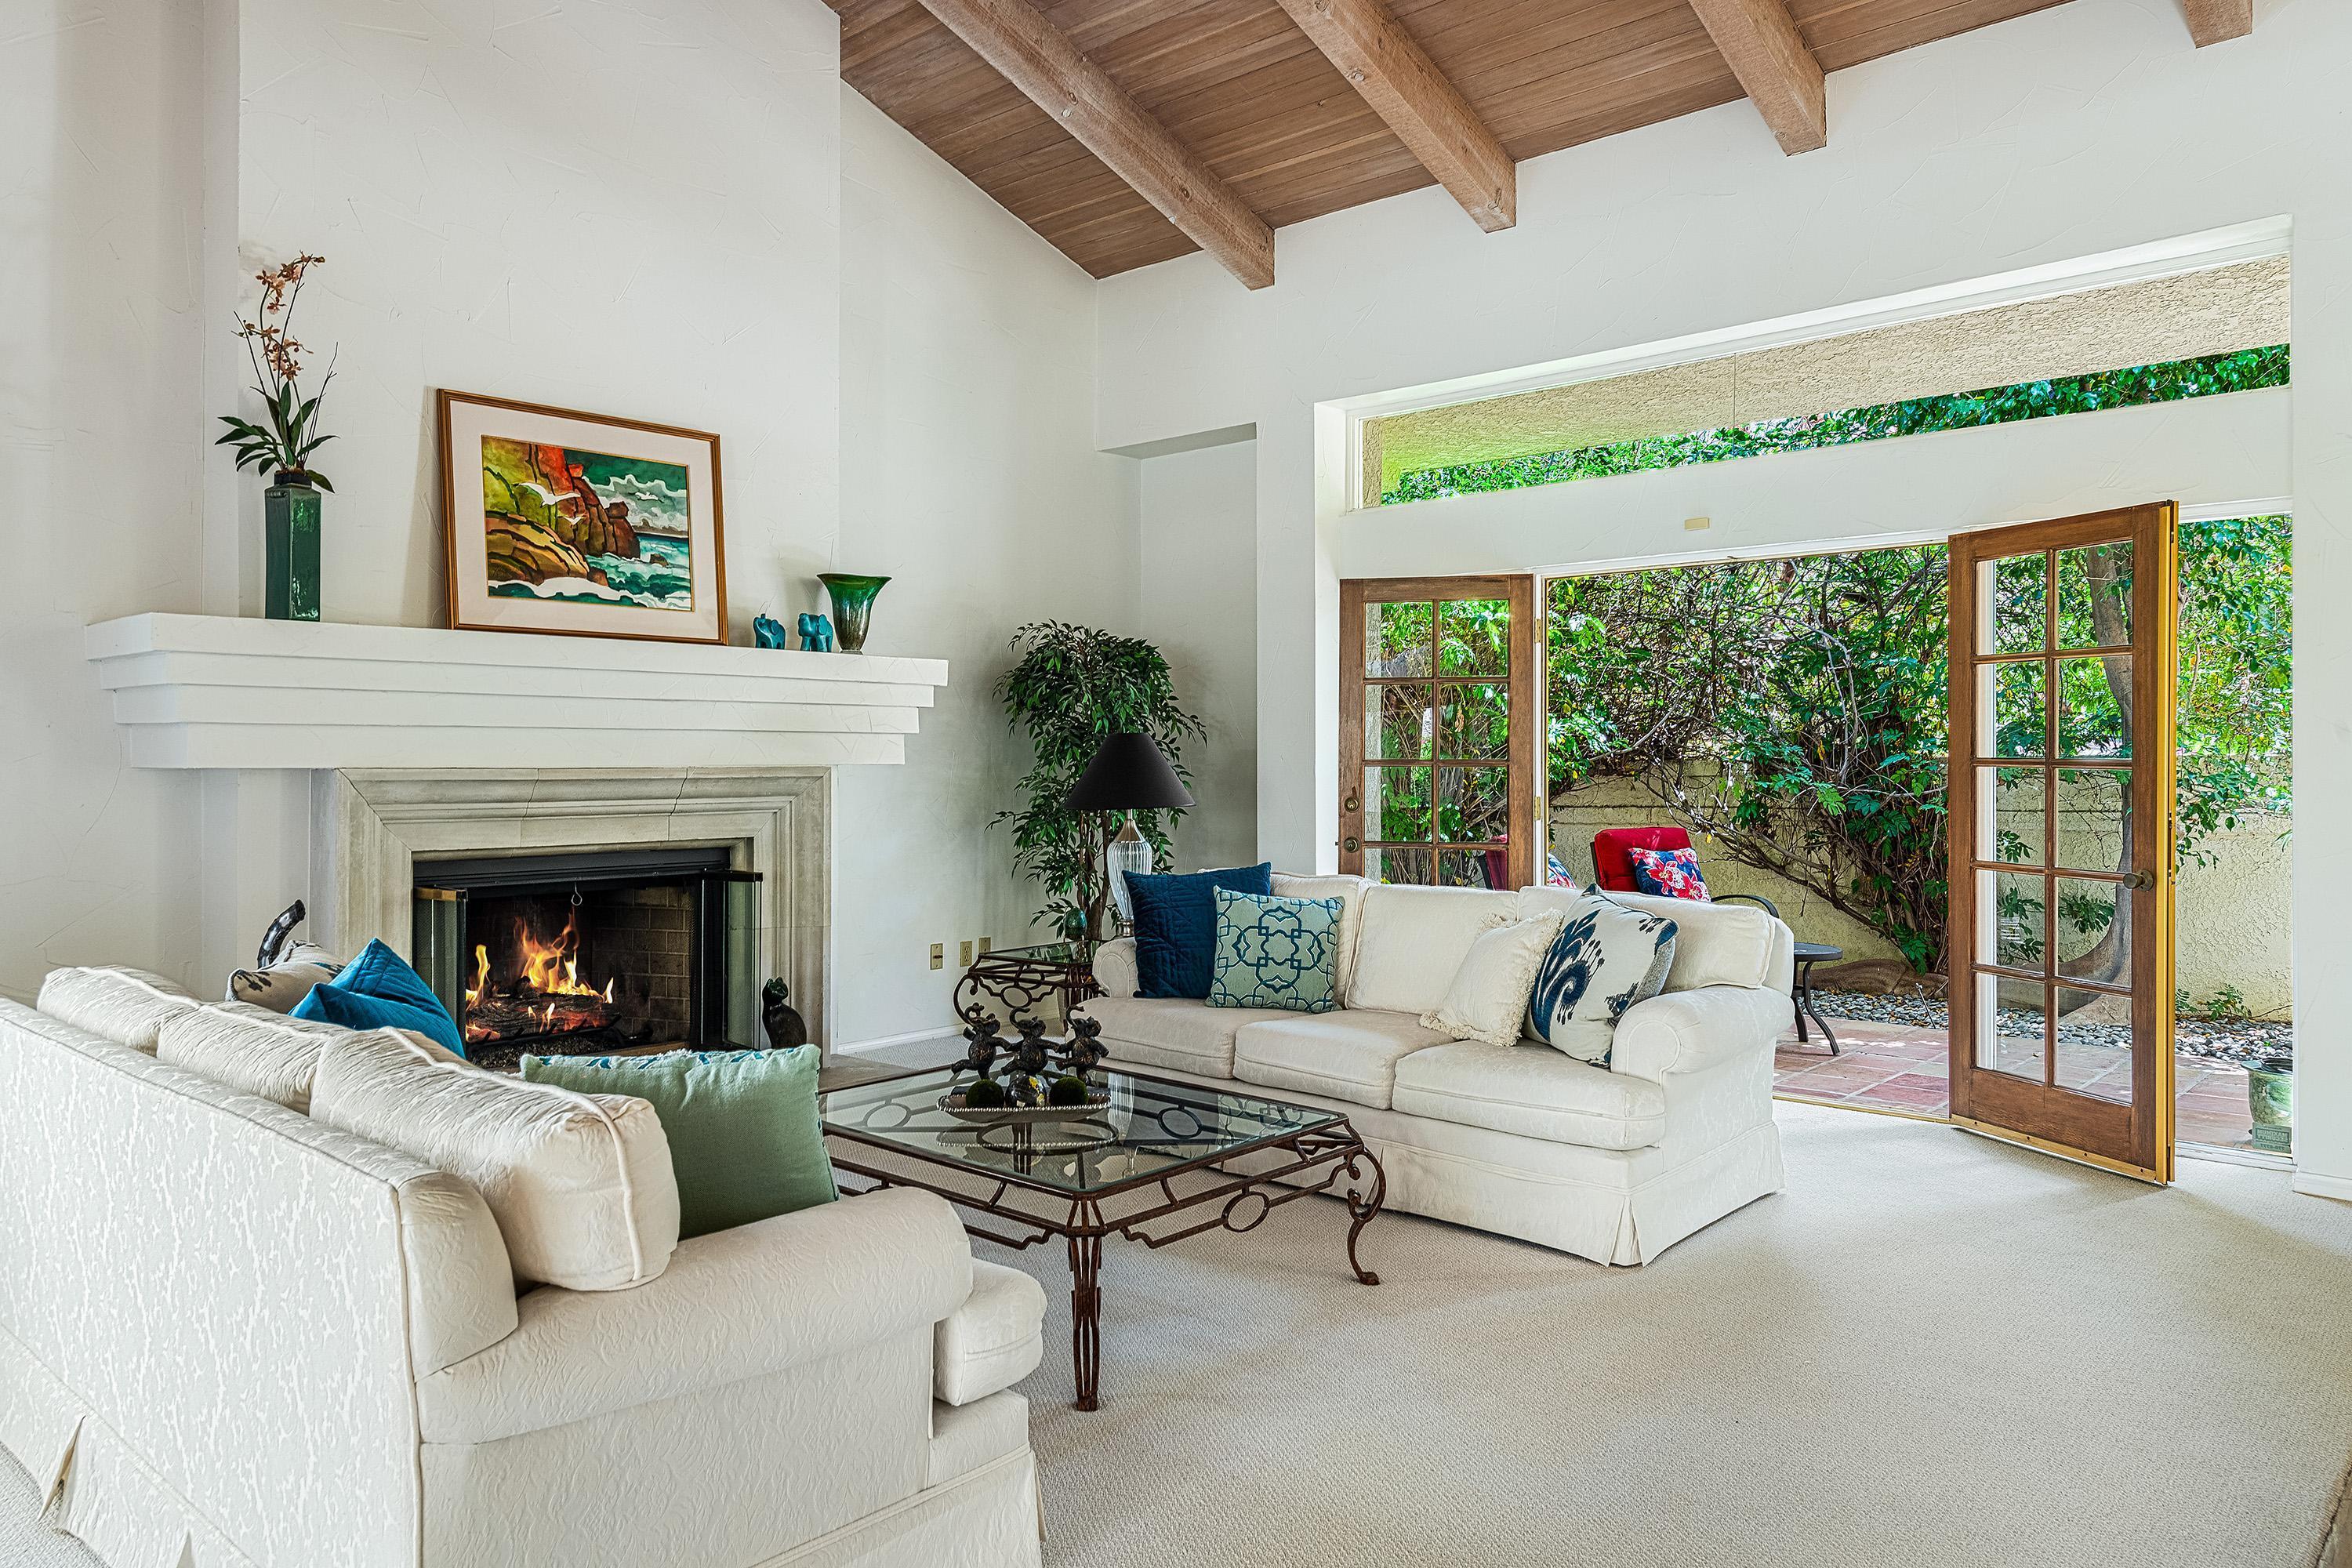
[1419,909,1568,1047]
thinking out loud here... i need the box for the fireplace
[411,848,760,1069]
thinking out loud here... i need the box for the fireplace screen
[412,848,759,1069]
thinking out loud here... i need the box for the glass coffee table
[821,1066,1386,1410]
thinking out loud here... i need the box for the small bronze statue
[760,978,809,1049]
[953,1004,1004,1078]
[1062,1013,1107,1078]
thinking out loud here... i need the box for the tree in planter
[995,622,1204,941]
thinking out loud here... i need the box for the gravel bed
[1811,989,2293,1068]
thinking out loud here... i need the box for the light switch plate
[929,942,944,971]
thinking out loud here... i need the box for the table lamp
[1065,732,1194,939]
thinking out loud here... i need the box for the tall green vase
[265,474,322,622]
[818,573,891,655]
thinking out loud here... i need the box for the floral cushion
[1628,845,1709,901]
[1207,889,1344,1014]
[1525,895,1679,1064]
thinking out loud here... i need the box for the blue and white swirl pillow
[1207,889,1344,1014]
[1525,895,1678,1063]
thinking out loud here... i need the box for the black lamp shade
[1066,732,1194,811]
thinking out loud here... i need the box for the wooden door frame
[1339,575,1540,890]
[1946,503,2177,1183]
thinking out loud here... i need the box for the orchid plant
[216,253,337,490]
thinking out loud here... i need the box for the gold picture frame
[437,390,728,644]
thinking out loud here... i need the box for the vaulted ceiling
[828,0,2253,289]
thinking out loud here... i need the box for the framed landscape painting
[438,390,728,644]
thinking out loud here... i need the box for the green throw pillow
[1207,888,1344,1013]
[521,1047,837,1239]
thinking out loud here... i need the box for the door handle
[1342,791,1360,813]
[1343,835,1360,853]
[2122,869,2154,891]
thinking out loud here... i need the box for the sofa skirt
[1,1327,257,1568]
[1105,1057,1785,1266]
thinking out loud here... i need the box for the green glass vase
[818,573,891,655]
[264,474,322,622]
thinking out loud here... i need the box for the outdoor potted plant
[216,253,336,621]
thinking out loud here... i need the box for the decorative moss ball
[1047,1074,1091,1106]
[961,1077,1007,1108]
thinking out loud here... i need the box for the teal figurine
[752,613,788,648]
[797,612,834,652]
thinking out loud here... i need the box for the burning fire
[463,909,615,1044]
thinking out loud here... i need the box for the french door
[1947,504,2177,1182]
[1338,576,1539,889]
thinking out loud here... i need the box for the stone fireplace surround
[310,768,830,1046]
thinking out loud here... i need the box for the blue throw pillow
[293,938,466,1055]
[1208,888,1341,1013]
[1127,862,1273,999]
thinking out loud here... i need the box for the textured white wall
[1140,440,1260,873]
[1,0,211,1001]
[1091,0,2352,1191]
[833,89,1141,1045]
[237,0,844,636]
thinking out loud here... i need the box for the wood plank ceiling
[829,0,2241,286]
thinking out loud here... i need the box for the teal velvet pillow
[1207,888,1343,1014]
[293,938,465,1055]
[520,1047,837,1240]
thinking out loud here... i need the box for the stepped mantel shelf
[85,613,949,770]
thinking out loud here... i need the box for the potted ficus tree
[995,622,1203,943]
[216,252,336,621]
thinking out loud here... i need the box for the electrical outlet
[1683,515,1712,532]
[929,942,944,971]
[977,936,993,955]
[959,939,975,967]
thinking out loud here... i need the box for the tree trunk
[2055,545,2135,1007]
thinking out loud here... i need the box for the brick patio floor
[1773,1015,2270,1154]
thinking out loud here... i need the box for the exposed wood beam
[909,0,1276,289]
[2181,0,2252,46]
[1684,0,1827,156]
[1274,0,1514,232]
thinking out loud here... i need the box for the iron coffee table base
[829,1123,1386,1411]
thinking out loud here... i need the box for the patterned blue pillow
[1525,895,1677,1064]
[1127,863,1274,998]
[1208,889,1343,1013]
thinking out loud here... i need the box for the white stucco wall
[1140,439,1260,873]
[2,0,211,1003]
[1091,0,2350,1191]
[834,87,1141,1044]
[3,0,1150,1055]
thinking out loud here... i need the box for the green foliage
[1548,518,2292,974]
[1385,346,2289,505]
[994,622,1203,939]
[1363,597,1514,867]
[1550,547,1951,969]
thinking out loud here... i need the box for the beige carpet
[4,1102,2347,1566]
[1002,1102,2352,1568]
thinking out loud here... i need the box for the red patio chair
[1590,828,1840,1053]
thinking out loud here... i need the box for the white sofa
[1076,879,1794,1265]
[0,974,1046,1568]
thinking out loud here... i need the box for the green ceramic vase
[818,573,891,655]
[265,474,322,622]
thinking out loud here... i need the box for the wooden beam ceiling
[830,0,2079,283]
[1272,0,1514,232]
[2180,0,2252,46]
[1682,0,1828,154]
[909,0,1277,288]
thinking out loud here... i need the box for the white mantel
[85,615,949,770]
